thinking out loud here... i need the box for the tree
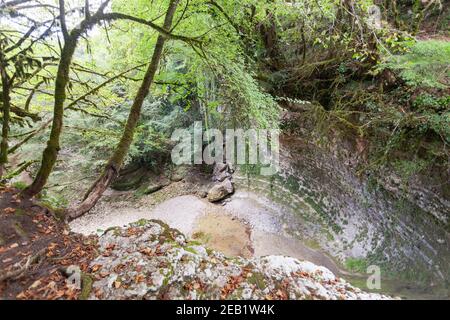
[21,0,197,197]
[0,50,11,178]
[1,0,58,178]
[67,0,180,220]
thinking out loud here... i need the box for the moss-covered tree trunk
[0,55,11,179]
[21,36,79,197]
[67,0,179,220]
[20,2,117,197]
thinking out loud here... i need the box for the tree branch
[58,0,69,41]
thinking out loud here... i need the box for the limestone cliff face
[88,220,392,300]
[234,126,449,292]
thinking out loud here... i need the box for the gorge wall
[235,115,449,297]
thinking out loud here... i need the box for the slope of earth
[0,186,97,299]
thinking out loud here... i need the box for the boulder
[142,183,163,195]
[207,180,234,202]
[213,163,228,175]
[170,174,184,182]
[170,165,188,182]
[212,162,233,182]
[215,170,231,182]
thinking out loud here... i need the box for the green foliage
[2,0,449,199]
[39,192,69,210]
[345,257,368,273]
[106,0,279,131]
[61,93,195,171]
[382,33,416,54]
[393,159,428,180]
[383,40,450,88]
[12,181,28,190]
[412,94,450,112]
[207,55,280,129]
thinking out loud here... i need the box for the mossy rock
[170,165,189,182]
[79,273,93,300]
[112,167,148,191]
[112,175,145,191]
[247,272,267,290]
[135,183,163,197]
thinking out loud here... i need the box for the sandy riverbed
[69,188,340,274]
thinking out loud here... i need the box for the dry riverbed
[69,182,341,275]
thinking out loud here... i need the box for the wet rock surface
[88,220,393,300]
[234,130,450,298]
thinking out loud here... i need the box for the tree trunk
[20,3,186,198]
[21,36,79,197]
[0,55,11,179]
[67,0,179,220]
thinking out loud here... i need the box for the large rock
[87,220,394,300]
[212,163,232,182]
[207,180,234,202]
[213,162,228,175]
[170,165,189,182]
[215,170,231,182]
[141,183,163,195]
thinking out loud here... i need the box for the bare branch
[58,0,69,41]
[0,0,32,9]
[4,25,36,53]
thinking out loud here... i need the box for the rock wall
[234,124,449,296]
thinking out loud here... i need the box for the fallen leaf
[91,264,102,272]
[54,290,65,299]
[29,280,42,289]
[140,248,153,256]
[16,292,27,299]
[134,274,145,283]
[3,207,15,214]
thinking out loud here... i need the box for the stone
[197,190,208,198]
[215,170,231,182]
[87,220,395,300]
[207,180,234,202]
[170,166,188,182]
[213,163,228,175]
[212,162,234,182]
[142,183,163,195]
[171,174,184,182]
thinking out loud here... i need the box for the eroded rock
[207,179,234,202]
[88,220,394,300]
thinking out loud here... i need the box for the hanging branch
[24,80,44,111]
[9,63,148,156]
